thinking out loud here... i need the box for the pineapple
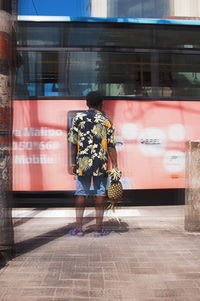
[107,168,123,210]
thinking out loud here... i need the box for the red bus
[13,16,200,206]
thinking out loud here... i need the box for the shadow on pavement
[13,208,48,227]
[0,253,7,269]
[14,214,129,258]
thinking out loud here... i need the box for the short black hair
[86,91,103,108]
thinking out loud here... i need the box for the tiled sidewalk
[0,206,200,301]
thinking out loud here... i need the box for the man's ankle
[96,226,102,231]
[76,226,82,230]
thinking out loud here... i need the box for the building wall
[91,0,107,17]
[107,0,170,18]
[107,0,200,19]
[170,0,200,18]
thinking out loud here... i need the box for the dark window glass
[15,50,200,99]
[156,26,200,49]
[17,23,65,47]
[17,21,200,50]
[17,22,153,48]
[158,54,200,97]
[15,50,152,98]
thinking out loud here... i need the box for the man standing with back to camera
[68,91,118,237]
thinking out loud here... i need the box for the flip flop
[69,229,85,237]
[93,229,110,237]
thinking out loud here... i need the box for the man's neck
[89,106,102,112]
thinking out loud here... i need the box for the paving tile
[0,289,24,301]
[131,299,176,301]
[2,298,38,301]
[174,298,200,301]
[73,279,89,289]
[153,288,190,298]
[123,288,155,298]
[90,279,105,289]
[60,272,88,280]
[54,299,88,301]
[164,280,199,289]
[75,265,102,273]
[130,267,159,274]
[117,273,132,281]
[42,272,60,282]
[36,298,54,301]
[29,273,47,281]
[22,288,56,297]
[55,287,73,297]
[41,279,73,287]
[175,273,200,280]
[89,288,123,298]
[103,273,119,280]
[73,287,89,298]
[0,287,7,297]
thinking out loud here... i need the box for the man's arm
[70,143,77,175]
[108,147,118,169]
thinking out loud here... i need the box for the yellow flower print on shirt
[105,120,111,128]
[102,138,107,149]
[92,124,106,138]
[79,156,93,171]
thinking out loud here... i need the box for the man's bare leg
[94,196,106,235]
[72,195,85,236]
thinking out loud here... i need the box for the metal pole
[0,0,17,268]
[185,141,200,232]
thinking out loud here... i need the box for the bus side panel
[12,100,200,191]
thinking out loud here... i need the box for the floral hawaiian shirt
[68,109,115,176]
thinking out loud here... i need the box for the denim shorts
[75,175,107,196]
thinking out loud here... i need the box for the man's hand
[70,164,76,175]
